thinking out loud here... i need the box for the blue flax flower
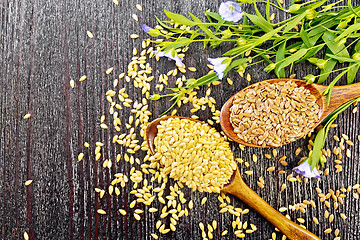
[141,24,160,37]
[219,1,243,22]
[208,57,231,80]
[142,24,152,33]
[293,160,320,179]
[157,49,184,67]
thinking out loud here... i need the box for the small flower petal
[208,57,230,80]
[293,161,320,179]
[142,24,152,33]
[219,1,243,22]
[156,49,184,67]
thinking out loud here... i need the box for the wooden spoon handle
[314,81,360,121]
[222,170,321,240]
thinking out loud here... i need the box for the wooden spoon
[220,78,360,147]
[146,116,321,240]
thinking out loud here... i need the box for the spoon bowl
[220,78,360,147]
[146,116,321,240]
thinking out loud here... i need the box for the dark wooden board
[1,0,360,239]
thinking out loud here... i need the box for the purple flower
[141,24,160,37]
[142,24,152,33]
[293,160,320,179]
[157,49,184,67]
[219,1,243,22]
[208,57,231,80]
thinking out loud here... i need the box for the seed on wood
[334,228,340,236]
[267,166,275,172]
[324,210,329,218]
[136,4,142,11]
[340,213,347,219]
[329,214,334,222]
[280,161,288,166]
[25,180,33,186]
[79,75,87,81]
[119,209,126,215]
[87,31,94,38]
[279,207,287,212]
[97,209,106,215]
[201,197,207,205]
[324,228,332,234]
[24,232,29,240]
[265,153,272,159]
[132,14,139,21]
[313,217,319,224]
[297,218,305,223]
[295,148,301,155]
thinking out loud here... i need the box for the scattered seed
[79,75,87,81]
[97,209,106,215]
[25,180,33,186]
[132,14,139,21]
[23,113,31,119]
[87,31,94,38]
[136,4,142,11]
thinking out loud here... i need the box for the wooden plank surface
[1,0,360,239]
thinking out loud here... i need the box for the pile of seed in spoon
[152,117,237,193]
[230,81,320,147]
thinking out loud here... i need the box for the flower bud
[316,59,327,69]
[221,29,232,39]
[352,52,360,60]
[237,63,247,72]
[236,37,247,46]
[264,63,276,73]
[337,38,347,46]
[307,58,319,65]
[186,78,197,86]
[304,74,316,84]
[336,21,348,30]
[149,94,161,100]
[288,4,300,13]
[289,48,298,53]
[305,9,317,20]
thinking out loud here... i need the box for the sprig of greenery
[148,0,360,170]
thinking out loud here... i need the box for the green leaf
[245,13,273,33]
[283,12,306,34]
[317,47,337,84]
[223,44,252,56]
[266,0,271,21]
[323,97,360,123]
[318,59,337,84]
[277,48,308,70]
[300,25,312,48]
[335,23,360,42]
[323,70,348,105]
[309,127,325,170]
[322,31,350,60]
[354,39,360,52]
[348,0,360,17]
[275,41,286,78]
[227,58,248,72]
[326,53,360,63]
[164,9,195,26]
[296,44,324,63]
[252,26,282,46]
[188,12,220,40]
[347,63,360,84]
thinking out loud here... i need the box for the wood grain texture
[1,0,360,239]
